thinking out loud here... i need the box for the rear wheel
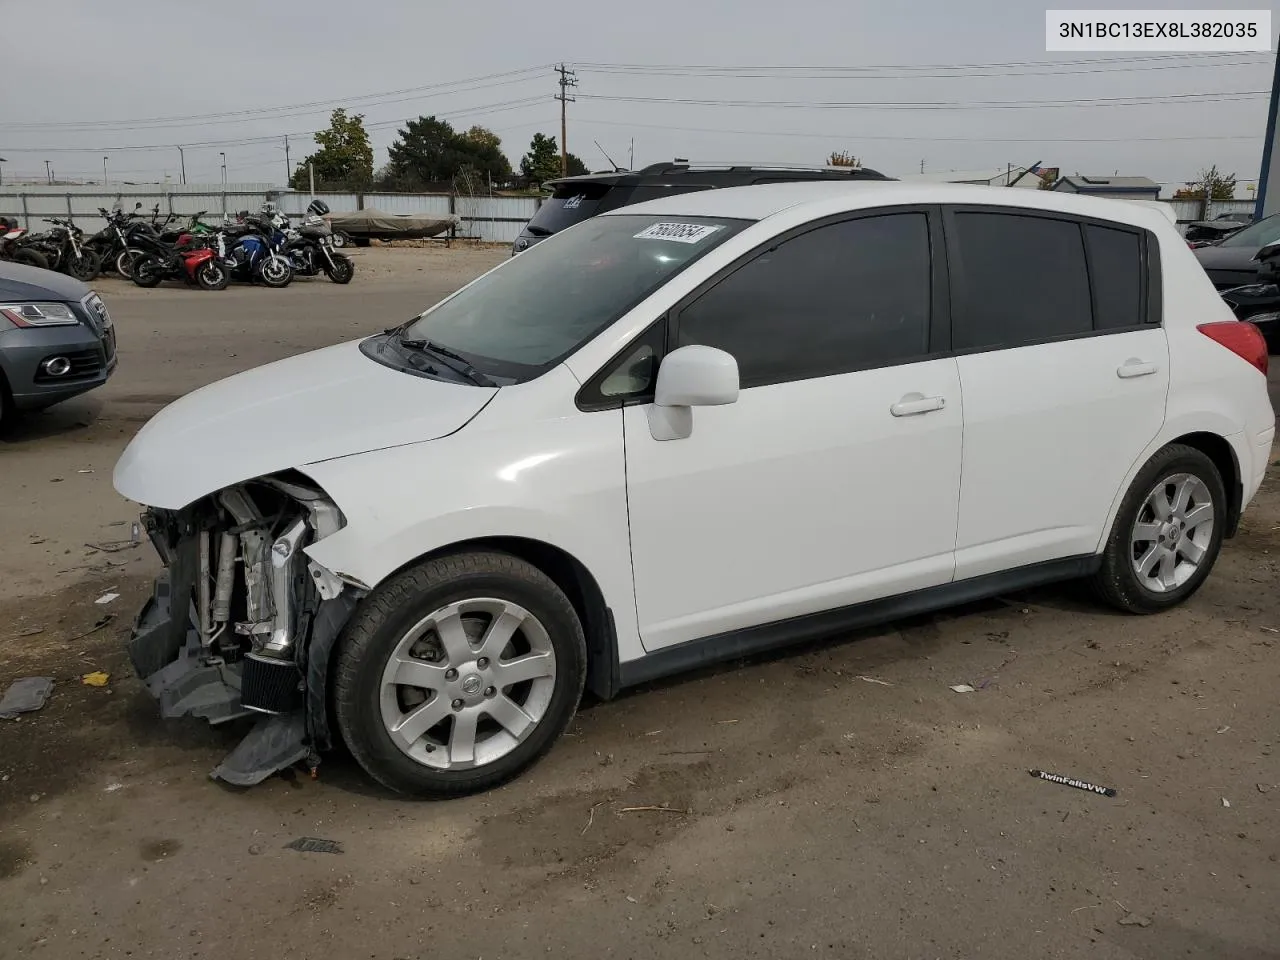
[10,247,49,270]
[1092,443,1226,613]
[324,253,354,284]
[116,248,146,280]
[195,260,229,291]
[130,255,164,288]
[334,550,587,798]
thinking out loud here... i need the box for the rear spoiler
[1119,199,1178,225]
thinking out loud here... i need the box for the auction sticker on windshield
[634,222,724,244]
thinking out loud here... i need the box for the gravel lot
[2,246,1278,960]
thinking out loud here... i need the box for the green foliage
[520,133,588,185]
[1174,165,1237,201]
[289,109,373,190]
[381,118,511,189]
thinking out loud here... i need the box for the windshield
[1220,213,1280,248]
[398,213,749,382]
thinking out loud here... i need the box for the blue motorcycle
[219,210,293,287]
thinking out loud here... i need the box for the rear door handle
[1117,359,1158,379]
[890,393,946,417]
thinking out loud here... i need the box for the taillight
[1198,320,1269,375]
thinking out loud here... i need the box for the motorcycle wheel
[258,257,293,288]
[10,248,50,270]
[324,254,354,284]
[131,255,164,288]
[195,260,230,291]
[66,250,101,282]
[116,248,147,280]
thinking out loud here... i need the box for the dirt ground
[2,246,1278,960]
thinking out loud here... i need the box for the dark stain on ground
[0,839,34,879]
[139,838,181,862]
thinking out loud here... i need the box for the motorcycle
[1221,239,1280,351]
[131,231,227,290]
[0,217,50,269]
[15,217,100,280]
[221,209,292,287]
[278,200,354,284]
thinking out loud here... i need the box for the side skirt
[616,555,1101,689]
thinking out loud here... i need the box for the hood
[114,339,497,509]
[0,260,92,302]
[1193,243,1257,271]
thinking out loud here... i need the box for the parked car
[114,183,1274,798]
[1194,212,1280,288]
[510,161,894,255]
[1,260,117,424]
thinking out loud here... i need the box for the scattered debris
[857,675,894,687]
[81,672,110,688]
[1070,904,1100,914]
[104,783,124,793]
[1217,726,1231,734]
[284,837,343,855]
[1118,914,1151,928]
[626,895,637,904]
[1029,769,1117,798]
[643,730,663,736]
[248,844,263,856]
[29,794,40,803]
[619,805,688,815]
[3,625,44,640]
[1259,783,1272,794]
[950,684,976,694]
[581,800,609,836]
[1222,797,1231,808]
[0,677,55,719]
[65,615,114,643]
[85,539,139,554]
[94,591,119,605]
[77,469,93,474]
[1261,626,1280,634]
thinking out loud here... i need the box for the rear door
[945,208,1169,579]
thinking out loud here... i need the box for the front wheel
[116,247,147,280]
[324,253,354,284]
[257,256,292,288]
[195,260,230,291]
[65,249,101,282]
[1092,443,1226,614]
[334,550,587,798]
[130,255,164,288]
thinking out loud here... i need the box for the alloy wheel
[1129,472,1215,593]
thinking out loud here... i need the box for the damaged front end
[130,473,362,785]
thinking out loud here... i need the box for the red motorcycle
[0,217,50,269]
[130,232,228,290]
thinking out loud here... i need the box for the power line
[573,52,1270,73]
[576,89,1269,111]
[571,115,1260,143]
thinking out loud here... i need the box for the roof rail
[638,160,883,174]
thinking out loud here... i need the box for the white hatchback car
[115,183,1275,797]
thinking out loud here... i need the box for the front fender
[299,384,643,665]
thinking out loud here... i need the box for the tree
[290,108,373,190]
[828,150,860,167]
[520,133,588,184]
[1173,165,1237,201]
[382,118,512,189]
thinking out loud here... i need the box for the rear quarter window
[1085,224,1143,330]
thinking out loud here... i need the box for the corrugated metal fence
[0,185,541,244]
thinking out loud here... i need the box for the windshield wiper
[397,337,495,387]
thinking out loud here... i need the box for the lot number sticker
[634,222,724,244]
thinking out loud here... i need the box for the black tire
[195,260,230,291]
[324,253,354,284]
[1092,443,1227,614]
[130,255,164,288]
[334,550,587,798]
[257,256,292,288]
[10,247,49,270]
[116,248,146,280]
[65,249,101,282]
[332,231,352,249]
[352,237,371,247]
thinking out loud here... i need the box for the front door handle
[890,393,946,417]
[1117,359,1158,378]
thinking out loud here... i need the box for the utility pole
[555,63,578,176]
[284,135,291,185]
[0,157,7,187]
[308,161,315,200]
[103,156,109,186]
[45,160,52,184]
[177,146,186,185]
[629,138,634,170]
[920,159,925,174]
[220,152,227,186]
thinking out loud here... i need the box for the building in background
[1051,176,1161,201]
[898,166,1043,188]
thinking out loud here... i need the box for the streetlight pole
[45,160,52,184]
[0,157,6,187]
[177,146,186,185]
[220,152,227,186]
[103,156,109,187]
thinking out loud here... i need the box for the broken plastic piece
[950,683,976,693]
[81,671,110,687]
[0,677,55,719]
[284,837,343,854]
[95,592,119,605]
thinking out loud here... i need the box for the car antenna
[594,140,622,172]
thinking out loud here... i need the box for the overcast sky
[2,0,1277,194]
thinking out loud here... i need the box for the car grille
[81,292,116,360]
[34,348,105,383]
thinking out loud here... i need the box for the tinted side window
[1086,225,1143,329]
[951,212,1091,351]
[676,213,932,387]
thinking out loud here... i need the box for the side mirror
[648,345,739,441]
